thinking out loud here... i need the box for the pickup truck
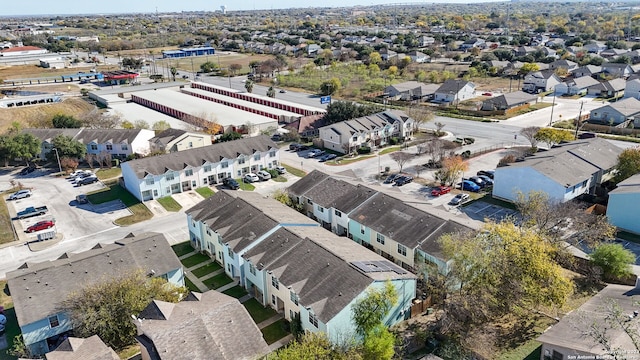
[17,206,48,219]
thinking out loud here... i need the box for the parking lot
[3,168,129,245]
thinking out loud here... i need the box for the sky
[3,0,499,16]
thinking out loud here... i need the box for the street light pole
[548,87,556,127]
[52,148,62,173]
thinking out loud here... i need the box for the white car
[243,173,260,183]
[8,189,32,200]
[449,193,470,206]
[256,170,271,181]
[275,166,286,174]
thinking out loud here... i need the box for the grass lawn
[203,273,234,290]
[498,341,541,360]
[238,179,255,191]
[117,345,140,360]
[171,241,195,257]
[0,281,19,360]
[86,184,153,225]
[0,193,15,245]
[243,298,278,324]
[191,262,222,278]
[261,319,290,345]
[157,196,182,212]
[181,253,211,268]
[184,276,201,292]
[281,163,306,177]
[94,167,122,180]
[271,175,287,183]
[222,285,249,299]
[379,146,401,155]
[327,155,375,166]
[195,187,215,199]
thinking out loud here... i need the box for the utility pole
[574,101,585,139]
[549,87,556,127]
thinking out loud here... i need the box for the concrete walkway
[257,314,283,329]
[268,334,294,351]
[238,294,253,303]
[216,279,239,293]
[178,250,198,260]
[197,268,224,282]
[184,271,208,293]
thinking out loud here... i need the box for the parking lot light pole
[52,148,62,173]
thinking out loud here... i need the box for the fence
[410,296,433,318]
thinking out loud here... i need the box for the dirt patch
[0,64,118,80]
[0,97,95,132]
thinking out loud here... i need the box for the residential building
[7,232,184,356]
[624,76,640,99]
[555,76,600,96]
[571,65,602,78]
[492,138,622,203]
[588,97,640,126]
[601,63,634,78]
[407,50,430,63]
[185,191,417,343]
[480,91,537,111]
[459,38,485,50]
[23,128,155,160]
[537,284,639,360]
[548,59,578,72]
[120,135,279,201]
[433,79,475,104]
[149,128,212,153]
[606,173,640,234]
[586,78,626,98]
[45,336,119,360]
[0,45,47,56]
[134,291,270,360]
[318,110,414,154]
[384,81,439,101]
[522,70,562,93]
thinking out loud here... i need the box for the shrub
[357,146,372,154]
[389,137,399,145]
[267,169,279,178]
[498,154,516,167]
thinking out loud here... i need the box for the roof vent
[327,263,330,267]
[45,282,48,286]
[36,280,40,283]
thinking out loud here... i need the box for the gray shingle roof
[286,170,332,197]
[149,128,188,148]
[569,76,600,89]
[45,335,119,360]
[320,110,408,137]
[23,128,146,145]
[483,91,536,108]
[124,135,277,178]
[7,232,182,326]
[23,128,82,142]
[609,173,640,194]
[436,79,471,93]
[135,291,270,360]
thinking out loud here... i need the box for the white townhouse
[319,110,414,154]
[121,135,279,201]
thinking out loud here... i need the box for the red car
[26,220,55,233]
[482,92,493,96]
[431,186,451,196]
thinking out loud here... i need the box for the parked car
[243,173,260,183]
[477,175,494,186]
[431,186,451,196]
[296,144,309,151]
[476,170,495,179]
[459,180,480,192]
[25,220,55,233]
[578,132,597,139]
[383,174,400,184]
[17,206,48,219]
[76,194,89,204]
[307,149,325,158]
[271,134,282,142]
[70,171,93,182]
[318,153,337,162]
[395,175,414,186]
[8,189,32,200]
[449,193,470,206]
[279,89,287,93]
[19,166,36,175]
[222,178,240,190]
[76,176,99,186]
[467,176,486,187]
[256,170,271,181]
[275,166,287,174]
[289,143,301,151]
[482,92,493,96]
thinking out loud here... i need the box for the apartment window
[90,144,98,150]
[218,251,223,260]
[203,178,208,184]
[188,141,193,148]
[269,150,276,157]
[192,180,197,187]
[206,229,211,236]
[317,206,324,213]
[106,144,113,151]
[203,165,211,172]
[290,290,298,305]
[122,144,128,150]
[308,312,319,328]
[153,190,158,197]
[582,180,588,187]
[221,161,229,168]
[238,157,245,165]
[185,169,193,176]
[352,136,357,142]
[307,199,312,204]
[48,315,60,328]
[249,263,256,276]
[218,237,222,245]
[272,294,277,306]
[398,244,407,256]
[376,233,385,245]
[145,178,154,185]
[254,153,261,161]
[272,276,279,290]
[166,173,175,181]
[360,224,365,235]
[335,210,342,217]
[227,247,234,259]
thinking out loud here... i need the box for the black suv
[223,178,240,190]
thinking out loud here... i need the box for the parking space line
[61,226,119,244]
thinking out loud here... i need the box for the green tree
[170,66,177,81]
[520,62,540,75]
[362,324,395,360]
[589,243,636,280]
[152,120,171,132]
[352,281,398,336]
[133,119,150,129]
[534,128,574,148]
[121,120,134,129]
[267,86,276,98]
[268,332,362,360]
[320,78,341,96]
[51,134,86,159]
[244,80,254,93]
[200,61,219,73]
[3,133,41,165]
[613,147,640,184]
[60,271,187,350]
[218,131,242,142]
[324,101,382,124]
[52,114,82,128]
[369,51,382,65]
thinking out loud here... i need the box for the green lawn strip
[94,167,122,180]
[191,262,222,278]
[271,176,287,183]
[243,298,278,324]
[497,341,541,360]
[222,285,249,299]
[326,155,375,166]
[86,184,153,225]
[156,196,182,212]
[181,253,211,268]
[183,276,200,292]
[261,319,290,345]
[379,146,401,155]
[0,195,15,245]
[281,164,306,177]
[195,187,215,198]
[114,203,153,226]
[171,241,195,257]
[116,345,140,360]
[238,179,255,191]
[203,273,234,290]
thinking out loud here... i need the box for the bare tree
[519,126,540,149]
[434,121,446,136]
[390,151,413,173]
[405,106,434,133]
[79,109,123,129]
[413,164,426,178]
